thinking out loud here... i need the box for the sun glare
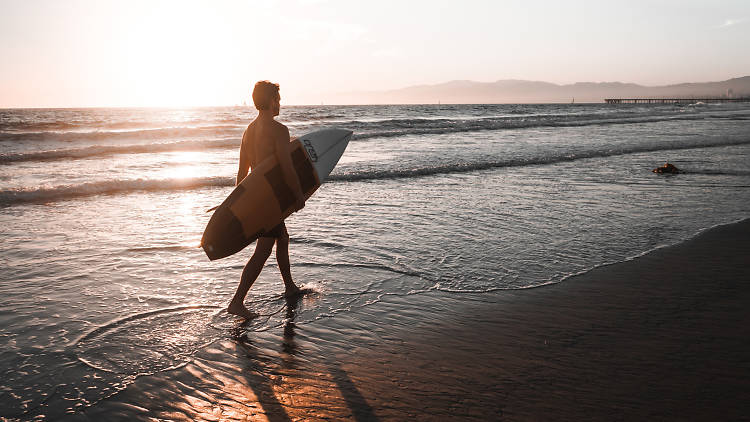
[119,3,240,107]
[165,164,203,180]
[159,151,206,179]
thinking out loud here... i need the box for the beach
[2,104,750,420]
[4,1,750,419]
[59,218,750,421]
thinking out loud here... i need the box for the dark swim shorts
[262,222,287,239]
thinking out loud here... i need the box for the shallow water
[1,103,750,419]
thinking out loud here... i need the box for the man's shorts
[262,222,287,239]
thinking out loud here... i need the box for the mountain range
[329,76,750,104]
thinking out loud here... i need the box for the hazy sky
[1,0,748,107]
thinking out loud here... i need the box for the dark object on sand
[653,162,680,174]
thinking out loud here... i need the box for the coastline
[67,218,750,421]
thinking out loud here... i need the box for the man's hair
[252,81,280,110]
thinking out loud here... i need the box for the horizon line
[1,101,611,110]
[2,75,747,109]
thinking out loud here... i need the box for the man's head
[252,81,280,115]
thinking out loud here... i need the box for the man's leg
[228,237,275,318]
[275,229,301,296]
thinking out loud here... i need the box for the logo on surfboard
[303,139,318,162]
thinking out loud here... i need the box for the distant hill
[328,76,750,104]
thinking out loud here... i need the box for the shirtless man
[227,81,306,319]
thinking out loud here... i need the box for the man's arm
[274,126,305,210]
[237,129,251,186]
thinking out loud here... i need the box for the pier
[605,97,750,104]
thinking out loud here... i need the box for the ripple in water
[73,306,223,375]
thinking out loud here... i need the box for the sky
[1,0,748,107]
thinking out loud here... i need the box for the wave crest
[4,137,749,206]
[0,139,239,164]
[0,176,233,206]
[4,110,749,164]
[0,125,242,144]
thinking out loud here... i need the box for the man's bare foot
[227,302,259,320]
[284,285,310,298]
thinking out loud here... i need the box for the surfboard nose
[296,128,353,184]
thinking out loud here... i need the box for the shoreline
[68,218,750,421]
[525,215,750,292]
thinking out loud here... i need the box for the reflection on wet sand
[281,295,300,369]
[68,293,382,421]
[231,329,293,422]
[225,294,380,422]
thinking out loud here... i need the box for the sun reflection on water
[175,189,208,249]
[160,151,209,180]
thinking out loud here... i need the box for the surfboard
[201,128,352,260]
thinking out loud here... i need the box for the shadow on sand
[230,294,379,421]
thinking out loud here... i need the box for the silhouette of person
[227,81,306,319]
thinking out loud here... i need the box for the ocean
[1,102,750,420]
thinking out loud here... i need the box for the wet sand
[68,219,750,421]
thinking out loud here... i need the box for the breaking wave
[0,139,239,164]
[330,137,750,181]
[5,110,748,164]
[350,111,741,140]
[0,176,233,206]
[3,137,749,206]
[0,125,243,144]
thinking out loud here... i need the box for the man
[227,81,306,319]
